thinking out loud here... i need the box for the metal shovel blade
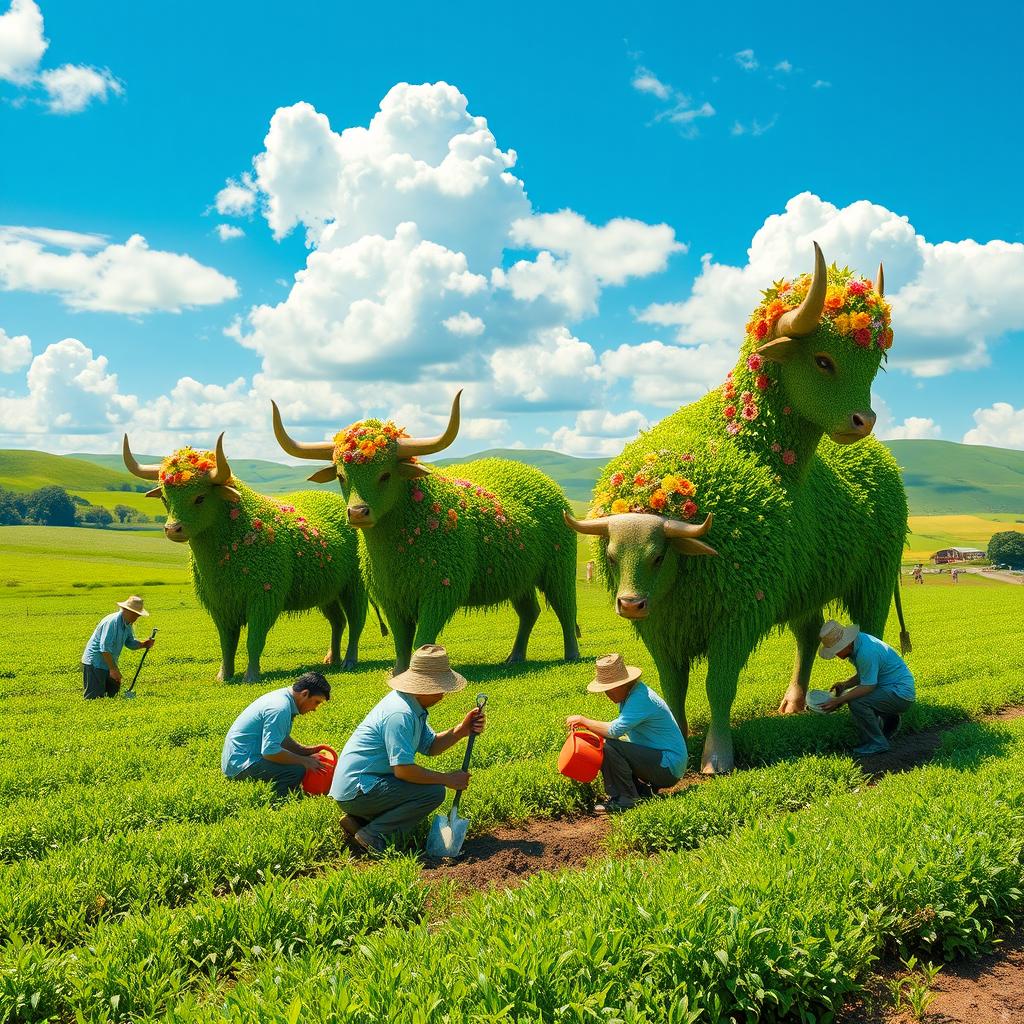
[426,805,470,858]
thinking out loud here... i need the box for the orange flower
[850,311,872,330]
[611,499,628,514]
[824,285,846,312]
[676,478,695,496]
[650,489,667,511]
[765,299,786,323]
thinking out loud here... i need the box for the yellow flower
[824,285,846,312]
[850,311,872,330]
[833,313,851,336]
[181,470,192,482]
[611,499,628,514]
[644,452,658,465]
[661,474,679,492]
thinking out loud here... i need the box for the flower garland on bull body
[589,264,891,520]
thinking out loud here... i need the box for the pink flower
[263,582,271,591]
[771,442,781,453]
[723,405,737,420]
[429,518,439,531]
[414,526,421,536]
[755,374,770,391]
[230,508,240,520]
[848,280,867,295]
[756,590,765,601]
[741,404,758,421]
[232,542,238,551]
[412,488,424,502]
[342,451,353,463]
[746,353,763,371]
[681,499,698,519]
[741,391,753,404]
[782,406,792,416]
[726,422,741,436]
[782,450,797,465]
[253,519,263,530]
[681,453,694,462]
[441,578,450,586]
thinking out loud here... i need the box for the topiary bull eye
[194,494,206,506]
[814,354,837,376]
[379,472,391,484]
[653,553,664,567]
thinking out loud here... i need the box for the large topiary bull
[123,435,373,682]
[271,393,580,672]
[566,244,911,773]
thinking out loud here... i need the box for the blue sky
[1,0,1023,457]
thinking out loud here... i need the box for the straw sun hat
[388,645,468,695]
[116,595,149,617]
[587,652,642,693]
[817,619,860,660]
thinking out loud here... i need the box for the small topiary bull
[567,244,911,773]
[271,393,580,672]
[123,435,374,681]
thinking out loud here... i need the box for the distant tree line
[0,484,155,528]
[988,531,1024,570]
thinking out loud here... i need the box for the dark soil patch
[842,935,1024,1023]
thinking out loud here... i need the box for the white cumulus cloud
[0,224,238,313]
[0,0,46,85]
[214,173,258,217]
[216,223,245,241]
[548,408,649,457]
[38,63,122,114]
[0,326,31,372]
[734,48,758,71]
[632,66,671,100]
[963,403,1024,450]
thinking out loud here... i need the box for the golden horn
[774,241,827,339]
[661,512,713,540]
[875,262,884,297]
[209,433,231,484]
[271,401,335,461]
[563,509,610,537]
[122,435,161,480]
[395,391,462,460]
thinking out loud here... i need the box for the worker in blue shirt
[221,671,333,797]
[818,620,916,755]
[566,652,687,813]
[80,595,156,699]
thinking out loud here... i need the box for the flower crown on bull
[121,433,241,502]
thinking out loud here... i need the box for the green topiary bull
[123,435,373,682]
[567,244,911,773]
[271,393,580,672]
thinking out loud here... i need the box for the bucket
[557,727,604,783]
[301,746,338,796]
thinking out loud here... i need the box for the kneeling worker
[331,644,486,856]
[817,620,916,755]
[566,652,686,813]
[222,671,333,797]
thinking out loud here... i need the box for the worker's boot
[340,814,368,842]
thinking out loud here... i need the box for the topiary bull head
[271,392,463,528]
[123,434,241,543]
[752,242,889,444]
[564,510,716,619]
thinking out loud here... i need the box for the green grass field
[2,525,1024,1022]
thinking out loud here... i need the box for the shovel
[426,693,487,858]
[123,628,158,699]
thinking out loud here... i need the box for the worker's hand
[303,755,328,774]
[565,714,586,730]
[142,638,156,650]
[447,771,471,791]
[109,667,122,683]
[459,707,486,738]
[310,744,333,755]
[819,697,842,713]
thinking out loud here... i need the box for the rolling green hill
[6,439,1024,516]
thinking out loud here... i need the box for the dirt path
[419,707,1024,890]
[962,567,1024,585]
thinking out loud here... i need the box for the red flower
[442,578,450,586]
[723,405,737,420]
[681,453,694,462]
[746,353,763,371]
[847,280,867,295]
[411,488,424,502]
[782,450,797,465]
[853,327,872,347]
[633,473,647,487]
[611,472,624,486]
[431,502,441,514]
[755,374,770,390]
[229,508,239,520]
[429,519,439,530]
[741,404,758,421]
[754,320,768,340]
[681,499,698,519]
[783,406,792,415]
[741,391,753,404]
[252,519,263,530]
[263,582,271,591]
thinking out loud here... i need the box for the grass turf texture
[1,526,1023,1020]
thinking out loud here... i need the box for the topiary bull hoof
[778,690,807,715]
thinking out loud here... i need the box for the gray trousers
[337,777,446,843]
[602,739,681,804]
[83,663,119,699]
[848,689,914,751]
[231,759,306,798]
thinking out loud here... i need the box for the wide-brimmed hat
[388,645,467,695]
[818,619,859,660]
[116,595,149,617]
[587,652,642,693]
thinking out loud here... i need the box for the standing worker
[81,595,156,699]
[817,620,916,755]
[221,671,333,797]
[585,559,595,584]
[331,645,486,857]
[565,653,687,812]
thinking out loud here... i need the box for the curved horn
[662,512,713,539]
[563,510,610,537]
[271,401,335,462]
[774,241,827,339]
[875,262,884,297]
[208,433,231,484]
[122,434,161,480]
[395,390,462,460]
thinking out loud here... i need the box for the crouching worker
[566,653,686,813]
[817,620,916,755]
[330,645,486,857]
[221,672,333,797]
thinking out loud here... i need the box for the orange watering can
[557,727,604,783]
[301,746,338,796]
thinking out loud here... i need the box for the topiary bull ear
[756,336,803,364]
[307,467,338,484]
[145,486,163,498]
[669,537,718,557]
[397,461,431,480]
[214,484,241,503]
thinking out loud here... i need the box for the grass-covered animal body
[272,394,580,672]
[567,244,910,773]
[123,435,370,682]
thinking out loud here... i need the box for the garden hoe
[427,693,487,858]
[123,628,158,699]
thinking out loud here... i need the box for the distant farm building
[932,546,986,564]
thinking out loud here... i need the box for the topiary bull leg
[319,600,347,667]
[844,574,893,642]
[541,546,581,661]
[412,601,454,653]
[339,578,367,669]
[505,589,541,664]
[216,620,241,682]
[701,646,745,774]
[243,600,279,682]
[390,613,416,674]
[649,642,690,737]
[778,610,824,714]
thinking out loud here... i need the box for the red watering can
[557,727,604,783]
[301,746,338,796]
